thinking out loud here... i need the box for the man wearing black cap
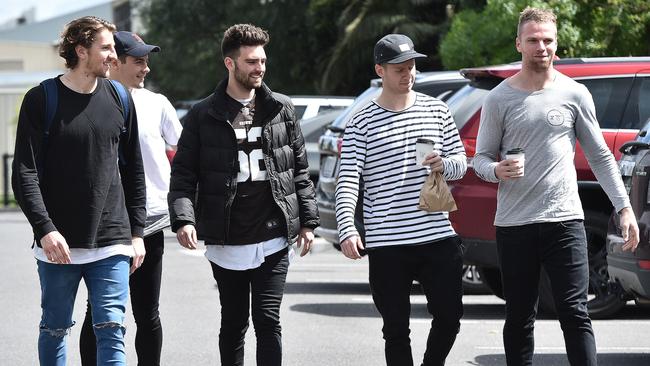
[335,34,467,366]
[79,31,182,366]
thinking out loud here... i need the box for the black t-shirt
[12,77,145,247]
[224,94,286,245]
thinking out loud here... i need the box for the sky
[0,0,110,25]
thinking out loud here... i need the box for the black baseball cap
[374,34,427,64]
[114,31,160,57]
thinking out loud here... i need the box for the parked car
[606,115,650,309]
[174,96,351,123]
[291,96,354,121]
[314,70,478,289]
[445,57,650,318]
[174,99,200,121]
[300,109,345,180]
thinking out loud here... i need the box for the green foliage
[571,0,650,56]
[139,0,469,97]
[138,0,226,102]
[140,0,350,101]
[440,0,650,70]
[140,0,650,100]
[227,0,316,94]
[320,0,454,94]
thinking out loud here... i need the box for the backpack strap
[108,79,130,124]
[107,79,131,166]
[38,78,58,179]
[41,78,58,133]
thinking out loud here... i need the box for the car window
[621,76,650,130]
[301,111,341,143]
[318,105,347,114]
[294,105,307,120]
[304,124,330,143]
[414,80,466,102]
[331,87,381,129]
[577,77,633,129]
[446,85,489,130]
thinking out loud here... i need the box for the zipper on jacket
[222,118,239,243]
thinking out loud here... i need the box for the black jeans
[80,231,165,366]
[367,236,464,366]
[496,220,596,366]
[210,247,289,366]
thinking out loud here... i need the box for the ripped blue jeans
[37,255,130,366]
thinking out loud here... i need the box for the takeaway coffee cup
[505,148,525,176]
[416,138,436,164]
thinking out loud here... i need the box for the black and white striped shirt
[335,93,466,249]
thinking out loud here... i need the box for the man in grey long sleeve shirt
[473,7,639,366]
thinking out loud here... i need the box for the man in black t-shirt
[169,24,319,365]
[12,16,145,366]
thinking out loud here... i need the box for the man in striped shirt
[335,34,467,366]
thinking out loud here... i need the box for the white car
[290,96,353,121]
[299,109,345,180]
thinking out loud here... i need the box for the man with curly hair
[12,16,145,365]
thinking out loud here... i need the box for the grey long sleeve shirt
[473,73,629,227]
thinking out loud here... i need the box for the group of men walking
[12,6,640,366]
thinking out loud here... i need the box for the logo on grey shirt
[547,109,565,126]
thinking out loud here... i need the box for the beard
[526,55,553,72]
[87,58,110,78]
[233,63,263,90]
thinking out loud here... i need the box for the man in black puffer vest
[168,23,319,365]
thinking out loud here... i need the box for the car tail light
[166,146,176,164]
[462,137,477,167]
[337,137,343,157]
[463,138,476,157]
[638,260,650,270]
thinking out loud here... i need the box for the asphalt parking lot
[1,211,649,365]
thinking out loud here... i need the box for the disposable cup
[505,148,525,176]
[416,138,436,164]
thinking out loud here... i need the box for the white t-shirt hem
[34,244,134,265]
[205,237,289,271]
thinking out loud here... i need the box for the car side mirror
[619,140,650,154]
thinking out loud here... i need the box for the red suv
[448,57,650,318]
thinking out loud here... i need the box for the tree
[139,0,346,101]
[138,0,227,102]
[138,0,487,99]
[320,0,454,95]
[440,0,650,70]
[571,0,650,56]
[231,0,333,95]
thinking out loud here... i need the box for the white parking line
[176,248,206,257]
[474,346,650,352]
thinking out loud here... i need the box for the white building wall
[0,41,63,72]
[0,90,25,201]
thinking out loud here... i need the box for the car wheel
[478,267,504,299]
[537,211,626,319]
[462,265,489,294]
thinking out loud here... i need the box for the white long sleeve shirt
[335,93,466,249]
